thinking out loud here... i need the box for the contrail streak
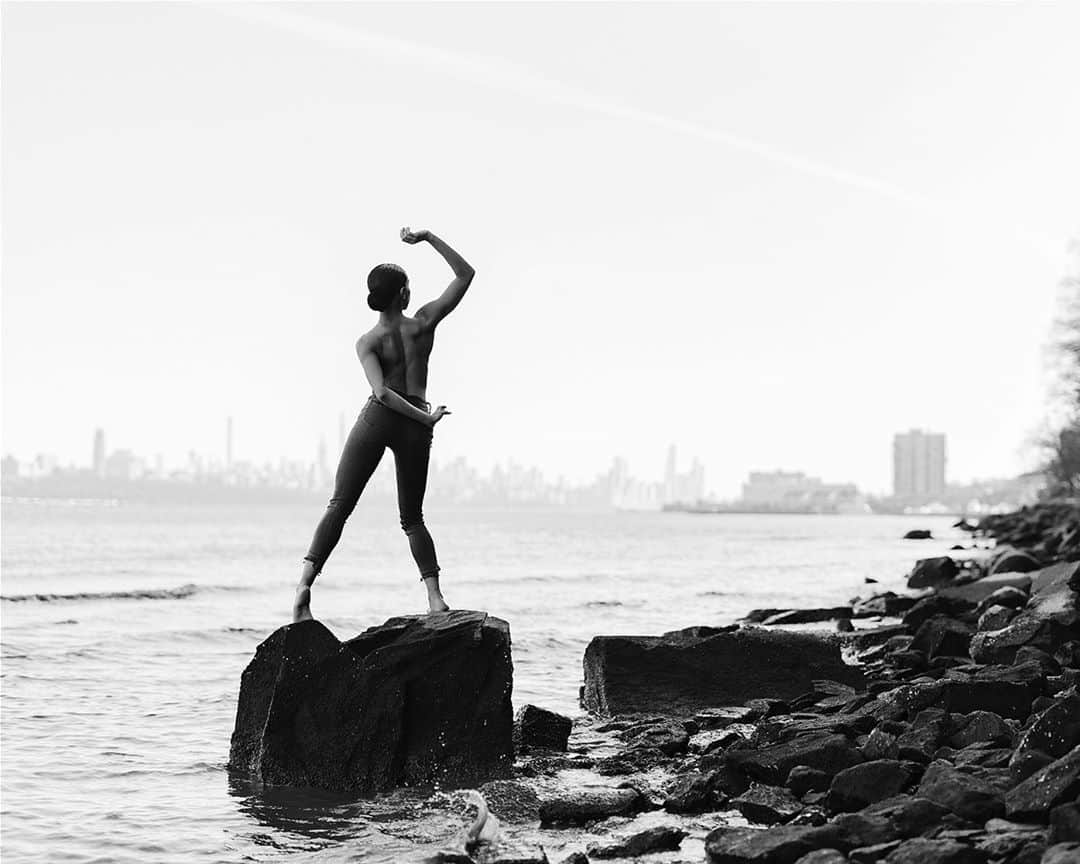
[203,2,1063,260]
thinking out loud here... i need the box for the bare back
[364,315,435,400]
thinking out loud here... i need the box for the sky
[3,1,1079,497]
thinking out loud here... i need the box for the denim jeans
[303,394,439,581]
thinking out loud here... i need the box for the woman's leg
[295,405,388,621]
[390,419,448,612]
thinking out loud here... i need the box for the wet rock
[514,705,572,752]
[853,593,920,619]
[1055,641,1080,668]
[478,780,541,822]
[704,824,839,863]
[586,825,687,858]
[582,627,863,716]
[916,760,1005,822]
[828,811,899,850]
[696,706,759,728]
[849,841,903,863]
[910,617,974,659]
[724,731,865,786]
[1042,843,1080,864]
[788,766,832,797]
[1016,646,1062,674]
[827,760,917,812]
[1050,802,1080,843]
[558,854,589,864]
[948,711,1012,748]
[794,851,847,864]
[975,584,1031,612]
[990,547,1042,575]
[764,608,854,626]
[732,782,803,824]
[1005,745,1080,821]
[623,721,690,756]
[228,613,514,792]
[905,530,934,540]
[977,605,1016,632]
[1012,694,1080,763]
[896,720,943,763]
[862,728,900,761]
[1009,748,1056,786]
[663,770,721,813]
[538,786,644,826]
[942,574,1033,606]
[903,596,975,632]
[908,557,959,590]
[863,795,953,838]
[880,837,987,863]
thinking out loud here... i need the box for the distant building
[105,449,138,480]
[893,429,946,498]
[738,469,867,514]
[93,428,106,477]
[2,454,20,479]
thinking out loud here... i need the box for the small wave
[583,600,623,608]
[1,583,200,603]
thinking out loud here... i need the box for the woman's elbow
[372,385,389,402]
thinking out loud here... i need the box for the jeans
[303,393,439,581]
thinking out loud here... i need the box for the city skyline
[0,418,1024,503]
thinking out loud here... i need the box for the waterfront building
[893,429,947,498]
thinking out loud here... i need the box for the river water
[0,499,964,863]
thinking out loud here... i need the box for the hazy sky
[3,1,1079,496]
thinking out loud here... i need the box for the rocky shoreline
[228,504,1080,863]
[482,503,1080,863]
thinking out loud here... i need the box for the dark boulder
[514,704,571,752]
[977,605,1016,632]
[1051,802,1080,843]
[908,557,959,590]
[863,795,954,838]
[793,851,847,864]
[724,731,865,787]
[916,760,1005,822]
[582,626,863,716]
[705,824,840,863]
[948,711,1012,749]
[1012,693,1080,764]
[989,547,1042,575]
[732,782,804,824]
[880,838,987,864]
[902,596,975,632]
[904,530,934,540]
[910,617,974,659]
[788,765,832,797]
[1043,843,1080,864]
[538,786,644,825]
[827,760,917,812]
[1005,745,1080,821]
[587,825,686,858]
[228,613,513,792]
[941,573,1032,606]
[663,770,722,813]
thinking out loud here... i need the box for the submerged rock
[582,626,863,716]
[228,612,514,793]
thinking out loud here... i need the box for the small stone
[514,704,572,752]
[794,851,847,864]
[978,605,1017,632]
[788,765,832,797]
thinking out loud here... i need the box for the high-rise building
[93,428,106,477]
[893,429,946,498]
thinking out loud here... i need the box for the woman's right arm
[355,337,448,427]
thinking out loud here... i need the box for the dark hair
[367,263,407,311]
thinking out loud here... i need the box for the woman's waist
[368,387,429,410]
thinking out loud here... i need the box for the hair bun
[367,292,387,311]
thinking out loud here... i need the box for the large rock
[514,704,572,752]
[705,824,839,863]
[907,557,959,590]
[1005,745,1080,821]
[538,786,644,825]
[827,760,917,812]
[582,626,863,716]
[940,573,1033,605]
[724,731,865,787]
[228,612,514,792]
[916,760,1005,822]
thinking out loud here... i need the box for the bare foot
[423,576,450,613]
[428,595,450,613]
[292,585,314,623]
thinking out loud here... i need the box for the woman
[293,227,475,622]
